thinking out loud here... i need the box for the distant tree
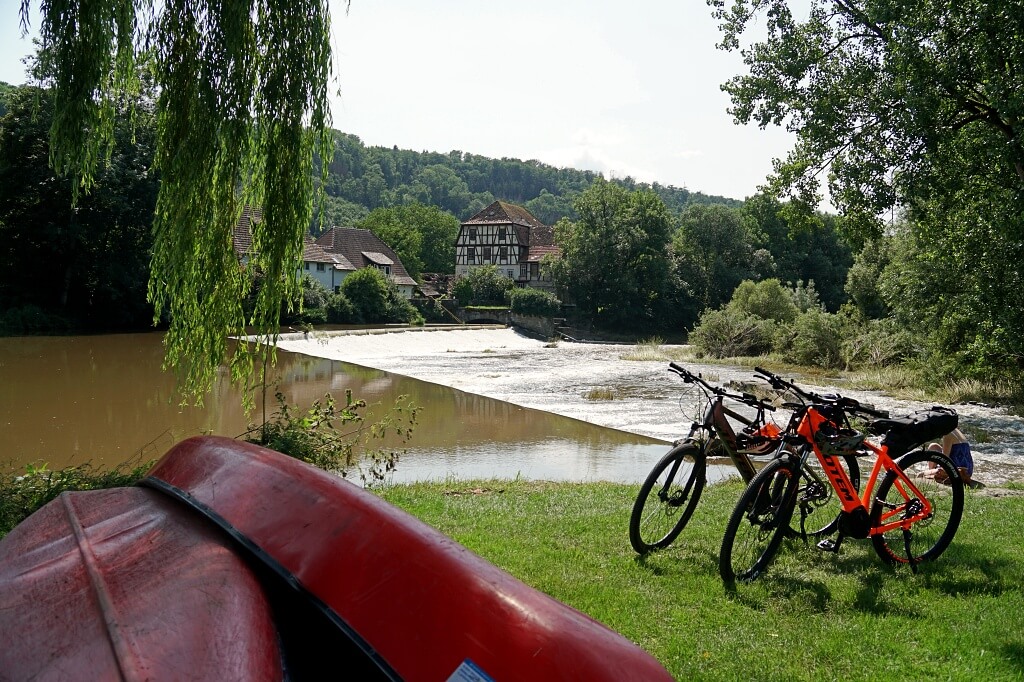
[358,203,459,277]
[23,0,335,403]
[672,203,757,312]
[0,84,157,330]
[728,279,798,323]
[551,179,674,329]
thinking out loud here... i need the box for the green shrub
[244,390,420,486]
[690,308,776,358]
[463,265,515,305]
[0,305,73,335]
[780,308,845,368]
[326,292,355,323]
[728,279,798,322]
[452,277,473,306]
[509,288,561,317]
[841,315,915,369]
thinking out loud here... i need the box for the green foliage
[324,132,739,223]
[325,291,355,323]
[340,267,423,325]
[0,305,72,335]
[245,390,419,487]
[779,308,846,369]
[673,203,759,312]
[358,203,460,277]
[28,0,336,404]
[509,288,561,317]
[711,0,1024,381]
[0,84,157,331]
[458,265,515,306]
[689,308,776,358]
[711,0,1024,230]
[727,279,798,323]
[845,237,893,319]
[1,459,153,539]
[452,277,473,307]
[551,179,675,329]
[840,313,914,370]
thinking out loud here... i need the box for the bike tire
[794,452,861,537]
[628,442,705,554]
[719,457,800,583]
[869,449,965,567]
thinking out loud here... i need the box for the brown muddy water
[0,332,666,482]
[4,328,1023,486]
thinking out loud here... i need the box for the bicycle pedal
[816,538,840,553]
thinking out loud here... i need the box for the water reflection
[0,334,663,483]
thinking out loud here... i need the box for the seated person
[926,428,975,485]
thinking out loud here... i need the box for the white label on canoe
[446,659,495,682]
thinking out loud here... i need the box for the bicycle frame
[796,402,935,537]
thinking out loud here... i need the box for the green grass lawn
[380,479,1024,681]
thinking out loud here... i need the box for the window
[468,247,476,263]
[507,269,514,278]
[469,228,477,243]
[519,263,528,279]
[304,262,310,270]
[317,263,326,271]
[498,227,507,242]
[482,247,491,262]
[530,262,540,279]
[499,246,508,260]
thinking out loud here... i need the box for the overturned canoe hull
[0,436,673,681]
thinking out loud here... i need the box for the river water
[3,328,1022,485]
[276,327,1024,486]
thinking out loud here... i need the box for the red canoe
[0,436,673,681]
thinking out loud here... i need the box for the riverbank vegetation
[381,478,1024,680]
[0,459,153,538]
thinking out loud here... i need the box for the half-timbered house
[455,201,558,292]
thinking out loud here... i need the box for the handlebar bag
[870,407,958,458]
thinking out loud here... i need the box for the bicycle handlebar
[669,362,776,412]
[753,366,889,419]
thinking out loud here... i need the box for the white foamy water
[276,327,1024,485]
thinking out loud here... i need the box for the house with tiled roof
[315,227,418,298]
[232,208,417,297]
[455,201,558,293]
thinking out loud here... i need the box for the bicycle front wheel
[870,449,965,567]
[719,457,800,583]
[629,443,705,554]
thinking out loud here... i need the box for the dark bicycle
[628,363,782,555]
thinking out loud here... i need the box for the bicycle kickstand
[902,528,919,575]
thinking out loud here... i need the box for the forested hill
[317,130,742,230]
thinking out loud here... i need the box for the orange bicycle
[630,363,860,555]
[719,367,965,583]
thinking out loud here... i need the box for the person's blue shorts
[949,442,974,476]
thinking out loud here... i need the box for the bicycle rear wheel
[719,457,799,583]
[870,449,965,567]
[629,443,705,554]
[794,452,861,537]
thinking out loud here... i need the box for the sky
[0,0,798,203]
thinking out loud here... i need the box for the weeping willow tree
[22,0,337,404]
